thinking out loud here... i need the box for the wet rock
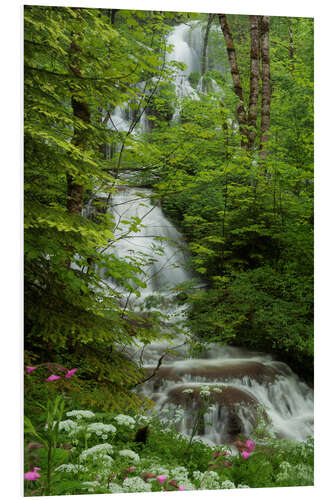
[146,360,277,389]
[166,384,261,408]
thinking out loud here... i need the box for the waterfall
[99,186,314,446]
[94,22,313,446]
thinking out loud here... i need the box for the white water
[95,23,313,446]
[99,186,314,445]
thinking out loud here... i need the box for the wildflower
[212,387,223,393]
[109,483,124,493]
[26,366,37,374]
[245,439,255,452]
[242,451,250,459]
[79,443,113,462]
[179,486,185,490]
[157,475,167,484]
[66,410,95,419]
[194,470,220,490]
[220,479,236,489]
[24,467,40,481]
[58,419,78,433]
[87,422,117,436]
[114,414,135,428]
[55,464,87,473]
[119,449,140,462]
[238,484,250,488]
[123,477,152,493]
[82,481,99,492]
[125,467,135,473]
[200,385,211,397]
[65,368,77,379]
[182,388,194,394]
[47,374,60,381]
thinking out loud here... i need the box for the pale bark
[259,16,271,158]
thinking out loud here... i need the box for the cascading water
[98,185,314,446]
[96,22,313,446]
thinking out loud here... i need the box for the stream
[95,22,314,446]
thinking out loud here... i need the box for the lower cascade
[102,185,314,446]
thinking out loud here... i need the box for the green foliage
[24,399,314,495]
[188,71,201,88]
[24,5,181,406]
[145,14,314,376]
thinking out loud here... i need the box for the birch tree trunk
[259,16,271,158]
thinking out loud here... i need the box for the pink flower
[26,366,37,374]
[65,368,77,379]
[245,439,255,452]
[178,486,185,491]
[241,451,250,460]
[46,374,61,381]
[24,467,40,481]
[126,467,135,472]
[157,475,167,485]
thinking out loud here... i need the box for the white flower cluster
[118,449,140,462]
[193,470,220,490]
[58,419,78,432]
[114,414,135,428]
[277,461,313,484]
[79,443,113,462]
[108,483,124,493]
[182,388,194,394]
[55,464,88,473]
[200,385,211,397]
[122,477,152,493]
[136,414,151,425]
[170,466,188,483]
[173,407,185,423]
[220,479,236,489]
[87,422,117,437]
[82,480,99,492]
[238,484,250,488]
[212,386,223,393]
[66,410,95,420]
[146,464,169,477]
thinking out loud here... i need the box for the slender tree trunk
[248,15,260,150]
[68,37,91,215]
[219,14,248,149]
[259,16,271,158]
[202,14,215,78]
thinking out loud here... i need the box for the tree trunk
[248,15,260,150]
[259,16,271,158]
[219,14,248,149]
[67,37,91,215]
[202,14,215,79]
